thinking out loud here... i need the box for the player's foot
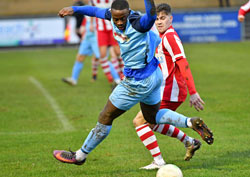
[62,77,77,86]
[184,139,201,161]
[190,117,214,145]
[139,161,166,170]
[53,150,86,165]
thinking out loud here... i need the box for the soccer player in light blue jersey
[62,16,100,85]
[53,0,213,166]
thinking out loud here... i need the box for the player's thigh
[97,31,109,47]
[140,101,161,124]
[90,38,100,59]
[109,81,141,111]
[78,39,92,56]
[98,99,126,125]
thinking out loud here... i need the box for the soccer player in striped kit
[133,3,211,170]
[238,0,250,22]
[90,0,124,84]
[54,0,213,167]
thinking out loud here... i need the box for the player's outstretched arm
[58,5,108,19]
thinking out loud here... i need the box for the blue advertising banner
[172,10,241,42]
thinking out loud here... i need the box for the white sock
[187,118,192,128]
[76,149,88,161]
[154,154,166,165]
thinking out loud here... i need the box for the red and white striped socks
[111,57,124,80]
[136,124,165,165]
[152,124,193,146]
[100,57,113,83]
[91,57,99,81]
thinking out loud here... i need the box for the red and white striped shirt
[90,0,113,31]
[156,26,188,102]
[239,0,250,17]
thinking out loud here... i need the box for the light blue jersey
[111,11,161,70]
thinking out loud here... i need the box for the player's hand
[58,7,74,18]
[189,92,205,111]
[238,15,245,22]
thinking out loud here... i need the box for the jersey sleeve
[72,6,110,20]
[176,58,197,95]
[163,33,186,62]
[130,0,156,32]
[238,0,250,16]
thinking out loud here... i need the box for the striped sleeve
[163,30,186,62]
[239,0,250,16]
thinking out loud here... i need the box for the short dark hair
[156,3,171,15]
[111,0,129,10]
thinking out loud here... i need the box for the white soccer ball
[156,164,183,177]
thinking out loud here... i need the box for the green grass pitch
[0,41,250,177]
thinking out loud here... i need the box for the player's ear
[170,15,173,22]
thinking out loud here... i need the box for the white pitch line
[29,76,74,131]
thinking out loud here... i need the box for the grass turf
[0,41,250,177]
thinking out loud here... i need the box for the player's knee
[98,110,113,125]
[76,54,85,62]
[133,112,147,127]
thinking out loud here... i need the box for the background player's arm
[238,0,250,22]
[176,58,205,111]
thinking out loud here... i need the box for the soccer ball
[156,164,183,177]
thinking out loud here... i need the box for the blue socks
[72,61,84,81]
[156,109,188,128]
[81,122,112,153]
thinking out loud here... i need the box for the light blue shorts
[78,35,100,58]
[109,67,163,111]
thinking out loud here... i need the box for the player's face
[155,11,173,34]
[111,9,129,31]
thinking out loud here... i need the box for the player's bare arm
[58,7,74,18]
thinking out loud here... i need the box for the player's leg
[90,34,100,82]
[141,69,213,145]
[154,108,214,145]
[53,100,125,165]
[108,61,121,85]
[133,111,165,170]
[109,47,123,80]
[110,38,124,79]
[91,56,99,82]
[97,31,113,83]
[53,79,140,165]
[150,101,201,160]
[62,38,90,86]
